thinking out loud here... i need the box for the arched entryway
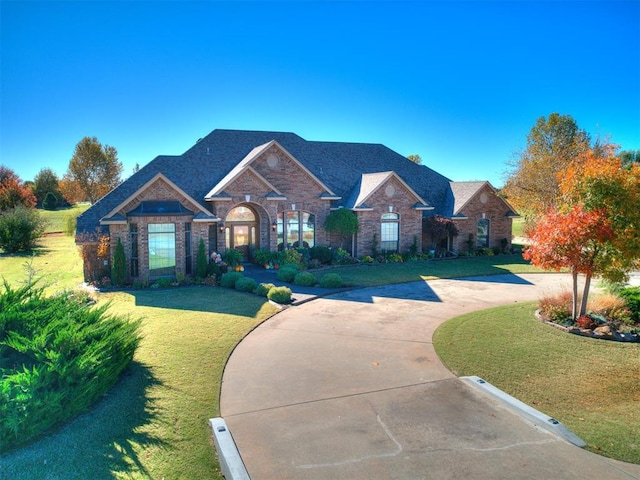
[225,204,259,262]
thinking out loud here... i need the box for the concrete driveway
[220,273,640,479]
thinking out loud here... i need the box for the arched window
[477,218,490,248]
[381,212,399,252]
[277,211,315,249]
[226,206,256,222]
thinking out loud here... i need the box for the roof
[449,181,519,218]
[77,129,458,236]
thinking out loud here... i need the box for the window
[148,223,176,276]
[477,218,490,248]
[277,211,315,249]
[381,213,399,252]
[184,222,192,275]
[130,223,138,277]
[227,206,256,221]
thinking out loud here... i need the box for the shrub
[255,282,275,297]
[0,206,46,253]
[386,252,403,263]
[294,271,317,286]
[587,293,627,318]
[235,277,257,293]
[152,277,175,288]
[220,272,243,289]
[320,273,344,288]
[281,249,304,269]
[64,213,76,236]
[42,192,58,210]
[111,238,127,286]
[276,266,298,283]
[195,238,208,278]
[267,286,292,304]
[222,249,242,267]
[576,315,598,330]
[309,245,333,264]
[253,248,274,266]
[620,286,640,322]
[0,281,141,452]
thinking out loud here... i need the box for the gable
[101,173,218,224]
[450,181,518,218]
[205,140,338,201]
[346,171,433,211]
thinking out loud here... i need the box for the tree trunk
[579,273,592,318]
[571,270,579,321]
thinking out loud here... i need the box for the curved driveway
[220,273,640,479]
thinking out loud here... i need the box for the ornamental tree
[523,205,614,320]
[324,208,359,249]
[559,146,640,282]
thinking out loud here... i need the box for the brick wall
[452,186,514,253]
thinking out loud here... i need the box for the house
[76,129,518,281]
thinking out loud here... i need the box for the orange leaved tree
[523,205,614,320]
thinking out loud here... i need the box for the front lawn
[433,302,640,464]
[0,287,278,479]
[320,253,543,287]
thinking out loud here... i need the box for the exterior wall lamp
[271,221,277,232]
[219,221,225,232]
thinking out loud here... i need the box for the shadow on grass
[0,361,168,480]
[130,285,267,317]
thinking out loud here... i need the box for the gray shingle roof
[76,129,457,236]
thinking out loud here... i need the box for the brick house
[76,129,518,282]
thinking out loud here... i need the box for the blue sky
[2,1,639,188]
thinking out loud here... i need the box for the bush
[309,245,333,264]
[64,213,76,236]
[294,271,317,286]
[281,249,304,269]
[195,238,208,278]
[253,248,274,267]
[220,272,244,288]
[235,277,257,293]
[576,315,598,330]
[111,238,127,286]
[386,252,403,263]
[320,273,344,288]
[276,266,298,283]
[222,249,243,267]
[42,192,57,210]
[267,286,292,304]
[620,286,640,322]
[255,282,275,297]
[0,206,46,253]
[0,281,141,452]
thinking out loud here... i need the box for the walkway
[220,273,640,479]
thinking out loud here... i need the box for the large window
[381,212,399,252]
[149,223,176,276]
[184,222,192,275]
[277,211,315,249]
[130,223,138,277]
[477,218,490,248]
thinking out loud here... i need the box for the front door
[231,224,251,262]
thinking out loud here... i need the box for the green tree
[111,238,127,286]
[619,149,640,168]
[42,192,58,210]
[407,154,422,164]
[503,113,591,219]
[65,137,123,204]
[324,208,359,249]
[33,168,61,207]
[0,206,46,252]
[195,238,208,278]
[0,166,37,211]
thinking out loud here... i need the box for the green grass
[37,203,89,234]
[0,234,84,293]
[0,287,278,479]
[317,253,543,287]
[512,216,525,238]
[434,302,640,464]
